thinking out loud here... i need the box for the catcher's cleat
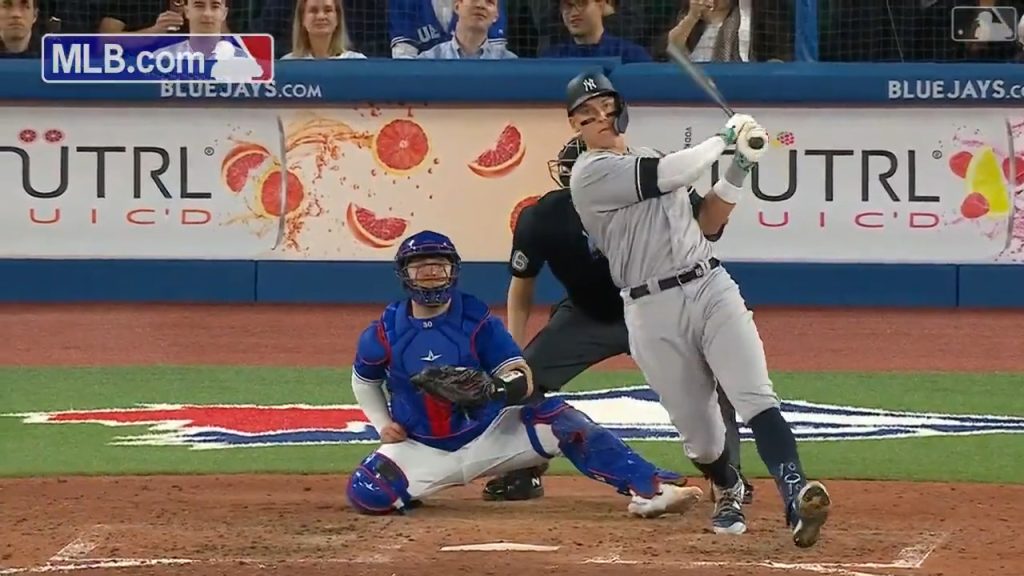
[709,473,754,505]
[711,479,747,535]
[627,484,703,519]
[482,465,546,501]
[790,481,831,548]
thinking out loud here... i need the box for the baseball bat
[272,115,288,251]
[1005,117,1017,253]
[665,43,764,150]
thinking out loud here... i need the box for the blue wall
[3,59,1023,307]
[3,259,1024,308]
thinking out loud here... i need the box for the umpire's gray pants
[523,298,744,471]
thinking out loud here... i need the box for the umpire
[484,136,754,503]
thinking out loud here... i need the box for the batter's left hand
[736,122,768,164]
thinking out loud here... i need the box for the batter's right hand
[736,122,768,164]
[379,422,407,444]
[718,113,756,146]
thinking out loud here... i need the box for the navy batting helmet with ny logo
[565,71,629,134]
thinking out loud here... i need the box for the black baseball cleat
[482,465,546,501]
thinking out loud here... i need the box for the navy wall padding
[0,260,255,303]
[957,265,1024,308]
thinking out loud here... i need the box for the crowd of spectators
[1,0,1023,63]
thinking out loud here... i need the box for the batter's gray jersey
[569,147,715,289]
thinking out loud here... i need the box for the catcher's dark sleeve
[689,188,725,242]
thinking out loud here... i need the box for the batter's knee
[346,452,413,515]
[734,391,781,424]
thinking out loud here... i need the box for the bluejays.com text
[160,82,323,98]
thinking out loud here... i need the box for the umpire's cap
[565,71,629,134]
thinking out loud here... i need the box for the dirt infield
[2,304,1024,576]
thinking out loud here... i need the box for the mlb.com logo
[41,33,274,84]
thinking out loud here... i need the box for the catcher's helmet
[565,71,629,134]
[394,230,462,306]
[547,136,587,188]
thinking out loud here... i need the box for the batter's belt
[626,258,721,300]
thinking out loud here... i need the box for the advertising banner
[0,106,572,260]
[2,105,1021,263]
[628,108,1024,263]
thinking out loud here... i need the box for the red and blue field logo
[41,33,274,84]
[4,387,1024,450]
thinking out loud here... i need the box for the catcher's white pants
[374,406,560,500]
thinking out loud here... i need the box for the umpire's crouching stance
[483,136,753,503]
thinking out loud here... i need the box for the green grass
[1,367,1022,483]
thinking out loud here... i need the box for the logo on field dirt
[5,386,1024,450]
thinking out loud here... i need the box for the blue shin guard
[522,398,681,498]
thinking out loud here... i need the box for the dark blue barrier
[0,259,972,307]
[6,60,1024,103]
[958,265,1024,308]
[0,260,255,303]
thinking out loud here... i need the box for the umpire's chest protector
[380,293,491,437]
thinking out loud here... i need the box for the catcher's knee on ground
[346,452,414,515]
[522,398,681,498]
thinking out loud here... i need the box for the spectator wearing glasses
[418,0,516,58]
[541,0,650,62]
[0,0,39,57]
[281,0,365,58]
[389,0,508,58]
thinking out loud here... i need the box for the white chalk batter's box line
[0,526,948,576]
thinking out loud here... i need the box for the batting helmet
[547,136,587,188]
[565,71,629,134]
[394,230,462,306]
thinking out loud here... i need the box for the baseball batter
[345,229,703,518]
[483,136,753,505]
[564,71,831,547]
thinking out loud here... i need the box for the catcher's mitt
[410,365,496,408]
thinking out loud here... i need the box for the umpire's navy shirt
[540,33,651,63]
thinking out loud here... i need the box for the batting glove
[718,113,756,146]
[736,122,768,165]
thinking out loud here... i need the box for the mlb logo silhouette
[951,6,1018,42]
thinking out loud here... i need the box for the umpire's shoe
[482,464,547,501]
[789,481,831,548]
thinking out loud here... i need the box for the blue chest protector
[379,292,503,452]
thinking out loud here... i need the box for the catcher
[346,229,703,517]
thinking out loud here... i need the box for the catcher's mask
[565,71,629,134]
[547,136,587,189]
[395,230,462,306]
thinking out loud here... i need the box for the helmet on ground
[565,71,629,134]
[394,230,462,306]
[547,136,587,188]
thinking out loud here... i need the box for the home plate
[440,543,561,552]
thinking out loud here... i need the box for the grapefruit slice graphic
[509,195,541,233]
[346,203,409,248]
[222,142,271,193]
[257,168,305,217]
[469,124,526,178]
[372,119,430,174]
[948,150,972,180]
[960,192,989,219]
[966,147,1010,216]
